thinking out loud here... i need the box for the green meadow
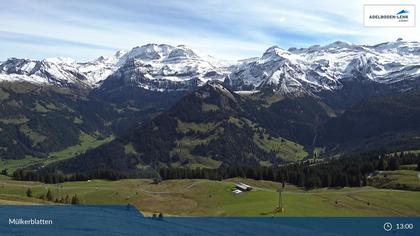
[0,173,419,217]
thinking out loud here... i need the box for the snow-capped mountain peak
[0,57,89,87]
[264,45,289,56]
[166,45,198,60]
[1,40,419,95]
[104,44,232,91]
[227,39,420,95]
[0,43,232,89]
[117,44,174,65]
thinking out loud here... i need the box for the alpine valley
[1,40,420,176]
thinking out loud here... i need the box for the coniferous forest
[9,151,420,190]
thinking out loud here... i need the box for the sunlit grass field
[1,174,419,216]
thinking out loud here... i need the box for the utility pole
[276,188,284,213]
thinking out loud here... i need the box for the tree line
[9,151,420,189]
[11,168,158,184]
[25,188,80,204]
[160,151,420,189]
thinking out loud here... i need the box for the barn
[235,183,252,191]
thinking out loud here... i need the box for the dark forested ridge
[246,95,333,146]
[14,81,420,178]
[90,71,188,135]
[40,82,294,174]
[3,79,420,180]
[0,81,185,160]
[0,82,114,159]
[319,89,420,153]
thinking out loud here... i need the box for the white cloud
[0,0,418,61]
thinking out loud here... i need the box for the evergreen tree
[153,174,162,184]
[26,188,32,197]
[378,158,388,170]
[46,189,53,201]
[389,158,400,170]
[71,195,80,205]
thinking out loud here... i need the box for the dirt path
[252,186,410,195]
[135,180,210,195]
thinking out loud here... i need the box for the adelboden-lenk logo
[395,9,410,22]
[397,9,410,15]
[364,5,416,27]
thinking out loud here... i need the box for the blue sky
[0,0,418,61]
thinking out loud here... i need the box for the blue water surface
[0,205,419,236]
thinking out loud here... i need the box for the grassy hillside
[0,133,114,173]
[0,82,118,160]
[253,133,307,162]
[1,176,419,216]
[0,81,182,162]
[369,170,420,191]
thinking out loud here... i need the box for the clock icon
[384,222,393,232]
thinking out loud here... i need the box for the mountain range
[2,39,419,94]
[1,39,420,175]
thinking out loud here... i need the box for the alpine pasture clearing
[0,176,419,216]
